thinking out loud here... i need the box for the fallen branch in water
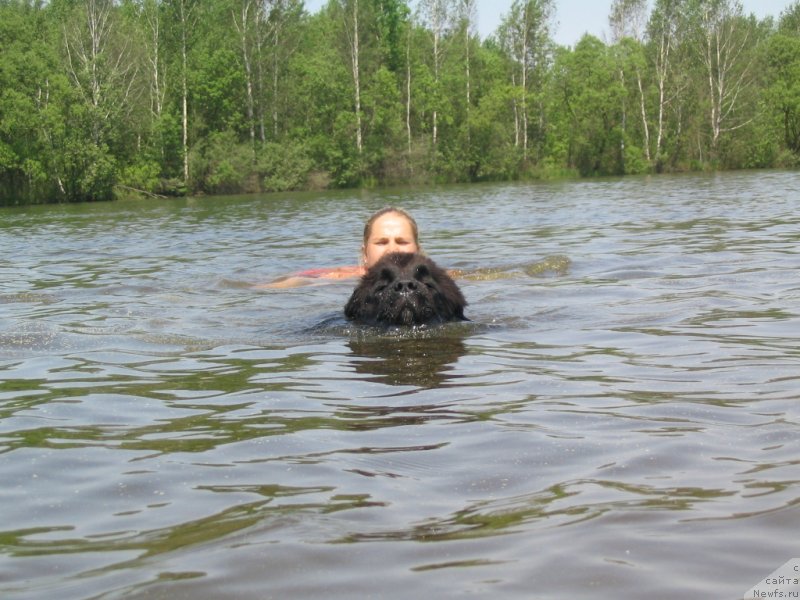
[114,185,169,199]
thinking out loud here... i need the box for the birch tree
[456,0,476,145]
[418,0,454,149]
[338,0,363,154]
[262,0,303,141]
[688,0,757,155]
[62,0,139,143]
[233,0,259,157]
[166,0,196,185]
[499,0,553,161]
[609,0,649,163]
[59,0,142,200]
[647,0,687,166]
[138,0,166,119]
[404,14,414,156]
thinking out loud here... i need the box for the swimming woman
[258,205,569,288]
[259,207,420,288]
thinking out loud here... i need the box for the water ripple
[1,172,799,599]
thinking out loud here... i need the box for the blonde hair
[362,206,420,248]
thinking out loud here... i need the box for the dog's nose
[394,279,417,293]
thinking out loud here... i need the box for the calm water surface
[1,171,798,599]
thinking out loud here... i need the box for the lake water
[1,171,798,599]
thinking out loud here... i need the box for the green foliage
[190,47,246,135]
[190,130,253,194]
[622,142,651,174]
[362,66,407,177]
[0,0,795,205]
[552,35,625,176]
[468,83,521,180]
[119,160,161,193]
[764,33,800,154]
[778,1,800,33]
[58,138,118,202]
[259,142,313,192]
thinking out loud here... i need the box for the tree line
[1,0,799,205]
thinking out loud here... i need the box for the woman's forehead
[368,213,414,237]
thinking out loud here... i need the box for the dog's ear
[345,271,374,320]
[429,262,468,321]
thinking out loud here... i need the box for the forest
[1,0,799,205]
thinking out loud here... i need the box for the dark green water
[1,172,798,599]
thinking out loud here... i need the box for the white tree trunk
[179,0,190,184]
[234,0,257,157]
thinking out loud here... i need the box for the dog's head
[345,252,467,326]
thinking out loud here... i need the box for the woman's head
[362,207,420,268]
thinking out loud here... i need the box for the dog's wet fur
[345,252,467,327]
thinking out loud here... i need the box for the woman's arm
[254,265,364,289]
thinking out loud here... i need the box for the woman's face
[362,212,419,268]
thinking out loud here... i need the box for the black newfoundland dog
[345,252,467,326]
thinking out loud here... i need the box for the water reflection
[347,328,469,388]
[335,479,738,544]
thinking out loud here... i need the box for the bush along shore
[2,0,800,205]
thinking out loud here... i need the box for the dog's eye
[380,268,395,282]
[414,264,436,289]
